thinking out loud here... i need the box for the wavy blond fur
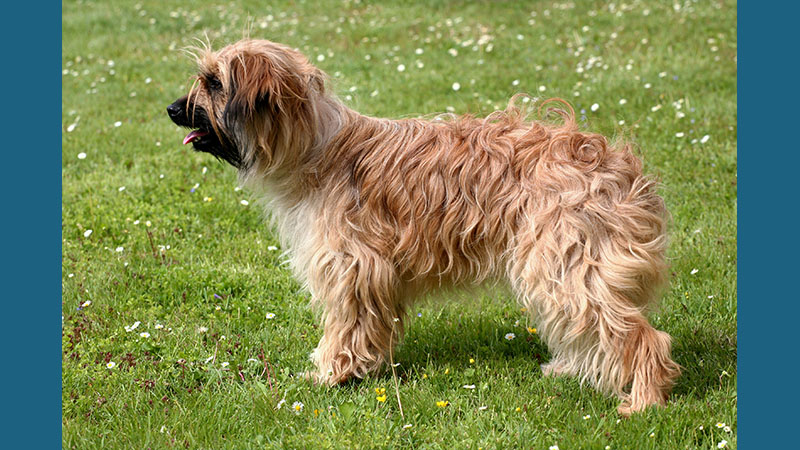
[180,39,680,415]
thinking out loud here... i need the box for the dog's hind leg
[615,315,680,415]
[511,190,679,415]
[514,250,680,415]
[307,247,404,385]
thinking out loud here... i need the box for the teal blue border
[3,3,61,447]
[738,3,797,448]
[8,1,790,446]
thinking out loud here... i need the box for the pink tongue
[183,130,209,145]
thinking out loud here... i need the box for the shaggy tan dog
[167,39,680,415]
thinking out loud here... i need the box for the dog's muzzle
[166,95,242,168]
[167,96,209,144]
[166,96,189,125]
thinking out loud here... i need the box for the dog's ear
[222,47,324,171]
[226,51,277,119]
[226,51,320,119]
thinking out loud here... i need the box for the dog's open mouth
[183,130,209,145]
[181,128,222,153]
[179,126,241,167]
[168,97,242,168]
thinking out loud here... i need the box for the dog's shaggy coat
[167,39,680,415]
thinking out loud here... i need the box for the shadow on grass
[385,313,552,379]
[670,326,737,399]
[365,311,735,405]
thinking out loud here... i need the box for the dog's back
[315,101,666,304]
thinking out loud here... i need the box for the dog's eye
[206,76,223,92]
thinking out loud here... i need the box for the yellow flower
[469,358,475,364]
[444,368,450,375]
[422,374,428,379]
[376,395,387,402]
[314,408,320,417]
[436,400,449,408]
[375,387,386,395]
[527,327,537,334]
[515,407,521,412]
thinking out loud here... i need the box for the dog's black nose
[167,102,183,118]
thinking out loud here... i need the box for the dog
[167,39,680,415]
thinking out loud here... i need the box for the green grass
[62,0,737,448]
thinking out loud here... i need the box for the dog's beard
[167,96,242,168]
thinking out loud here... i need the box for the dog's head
[167,39,328,172]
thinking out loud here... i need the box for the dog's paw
[540,362,556,376]
[617,401,633,417]
[617,395,667,416]
[541,360,568,377]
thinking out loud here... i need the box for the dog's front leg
[307,249,404,385]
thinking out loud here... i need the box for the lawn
[62,0,737,448]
